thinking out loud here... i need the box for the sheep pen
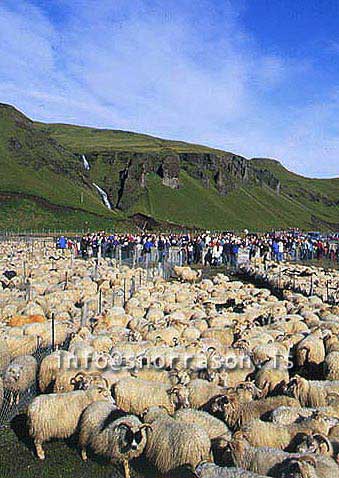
[1,237,339,478]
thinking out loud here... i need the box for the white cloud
[0,0,338,177]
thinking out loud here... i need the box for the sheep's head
[71,372,110,392]
[168,384,190,409]
[207,394,231,415]
[285,456,318,478]
[5,364,23,384]
[88,385,115,403]
[296,432,333,456]
[232,338,250,352]
[235,381,263,400]
[309,410,339,431]
[283,375,307,399]
[116,421,151,453]
[169,368,191,386]
[228,431,250,460]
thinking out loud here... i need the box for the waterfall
[92,183,112,209]
[82,154,90,170]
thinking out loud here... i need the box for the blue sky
[0,0,338,177]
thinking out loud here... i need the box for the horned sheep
[229,432,339,478]
[112,377,189,415]
[79,400,149,478]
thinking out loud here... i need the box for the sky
[0,0,339,178]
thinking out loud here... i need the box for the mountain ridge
[1,103,338,231]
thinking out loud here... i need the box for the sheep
[4,355,37,405]
[254,356,290,397]
[174,408,231,442]
[38,350,75,393]
[79,400,149,478]
[143,411,211,474]
[283,455,338,478]
[27,386,113,459]
[295,332,325,378]
[228,432,339,478]
[194,462,271,478]
[3,334,39,359]
[269,404,339,425]
[173,265,202,283]
[0,337,10,372]
[208,392,300,429]
[284,376,339,407]
[295,432,335,457]
[112,377,189,415]
[324,351,339,381]
[187,379,227,409]
[240,412,338,450]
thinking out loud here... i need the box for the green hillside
[1,103,338,232]
[37,122,229,155]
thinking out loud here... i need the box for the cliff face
[84,150,281,210]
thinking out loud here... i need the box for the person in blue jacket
[231,242,239,267]
[57,236,67,250]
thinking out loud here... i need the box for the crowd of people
[57,230,339,267]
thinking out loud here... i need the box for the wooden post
[51,313,55,352]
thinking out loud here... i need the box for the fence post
[98,289,102,314]
[81,302,88,327]
[131,277,135,297]
[51,313,55,352]
[327,280,329,303]
[310,274,313,296]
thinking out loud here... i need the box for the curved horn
[297,455,317,467]
[70,372,86,385]
[312,433,332,454]
[139,424,153,431]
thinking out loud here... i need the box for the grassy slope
[131,172,321,230]
[36,122,229,155]
[251,159,339,225]
[1,105,338,231]
[0,105,123,229]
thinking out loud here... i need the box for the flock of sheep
[241,261,339,304]
[0,239,339,478]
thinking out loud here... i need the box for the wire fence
[0,336,72,429]
[238,262,339,305]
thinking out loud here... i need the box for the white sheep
[27,386,113,459]
[113,377,189,415]
[4,354,37,405]
[144,410,211,474]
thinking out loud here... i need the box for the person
[80,236,88,259]
[277,240,284,262]
[231,242,239,268]
[272,240,279,261]
[204,248,213,266]
[223,241,232,265]
[57,236,67,251]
